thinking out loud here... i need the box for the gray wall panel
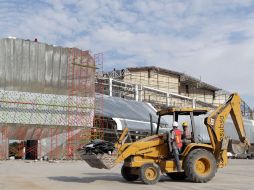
[52,47,60,88]
[29,41,38,91]
[14,39,22,91]
[0,38,95,95]
[37,43,46,91]
[5,39,12,90]
[21,40,31,91]
[0,39,6,87]
[59,48,68,90]
[45,45,53,91]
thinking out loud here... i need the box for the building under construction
[0,38,253,160]
[0,38,104,160]
[101,67,253,119]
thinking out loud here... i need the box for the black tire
[121,166,139,181]
[140,163,160,185]
[184,149,217,183]
[166,172,187,180]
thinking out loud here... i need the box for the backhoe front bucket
[78,128,129,169]
[78,149,117,169]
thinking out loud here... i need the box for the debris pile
[80,139,115,155]
[77,139,117,169]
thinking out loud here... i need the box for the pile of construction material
[81,139,115,154]
[77,139,117,169]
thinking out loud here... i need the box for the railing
[96,77,208,108]
[96,77,253,119]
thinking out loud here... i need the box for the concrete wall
[180,84,215,104]
[214,93,229,106]
[124,69,218,107]
[124,70,179,94]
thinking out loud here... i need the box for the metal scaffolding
[98,69,253,119]
[0,48,102,160]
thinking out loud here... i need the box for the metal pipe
[149,113,153,135]
[109,78,113,97]
[156,116,161,134]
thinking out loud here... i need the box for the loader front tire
[184,149,217,183]
[140,163,160,185]
[121,166,139,181]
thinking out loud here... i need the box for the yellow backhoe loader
[80,93,250,184]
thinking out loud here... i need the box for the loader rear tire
[121,166,139,181]
[140,163,160,185]
[166,172,187,180]
[184,149,217,183]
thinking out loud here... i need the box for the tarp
[96,94,159,123]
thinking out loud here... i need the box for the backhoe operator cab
[155,108,217,179]
[156,107,209,146]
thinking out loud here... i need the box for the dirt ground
[0,159,253,190]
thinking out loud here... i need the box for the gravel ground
[0,159,254,190]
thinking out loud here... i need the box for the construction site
[0,37,254,190]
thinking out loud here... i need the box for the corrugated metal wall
[0,38,94,95]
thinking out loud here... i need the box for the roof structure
[127,66,182,77]
[127,66,220,91]
[104,66,220,91]
[157,107,209,116]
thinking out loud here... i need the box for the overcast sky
[0,0,254,107]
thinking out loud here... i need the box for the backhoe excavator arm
[114,127,129,150]
[204,93,250,167]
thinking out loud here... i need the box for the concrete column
[135,84,139,101]
[139,85,143,101]
[0,131,9,160]
[192,98,196,108]
[166,93,169,106]
[109,78,113,97]
[6,139,9,159]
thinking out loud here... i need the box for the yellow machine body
[115,132,213,173]
[111,93,250,184]
[82,93,250,184]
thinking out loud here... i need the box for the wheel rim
[145,167,157,181]
[195,157,211,175]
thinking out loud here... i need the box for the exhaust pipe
[149,113,153,135]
